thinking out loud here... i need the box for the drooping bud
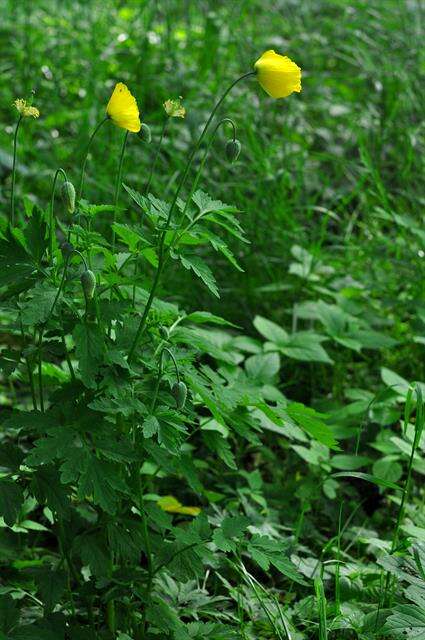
[172,381,187,410]
[60,241,75,259]
[61,181,76,214]
[81,269,96,300]
[225,139,241,163]
[138,123,152,143]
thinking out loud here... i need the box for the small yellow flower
[254,50,301,99]
[157,495,200,516]
[106,82,141,133]
[14,99,40,118]
[163,97,186,118]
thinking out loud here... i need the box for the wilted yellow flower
[106,82,141,132]
[157,495,200,516]
[14,99,40,118]
[254,50,301,99]
[163,97,186,118]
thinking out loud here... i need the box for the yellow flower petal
[106,82,141,133]
[254,50,301,99]
[14,98,40,118]
[157,495,201,516]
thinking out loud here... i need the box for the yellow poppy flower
[157,495,201,516]
[14,98,40,118]
[254,50,301,99]
[106,82,141,132]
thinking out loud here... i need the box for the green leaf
[330,454,371,470]
[0,594,20,633]
[331,471,402,491]
[0,479,24,526]
[179,254,219,298]
[143,415,159,438]
[78,457,128,514]
[287,403,338,449]
[247,534,308,585]
[33,566,67,611]
[245,352,280,383]
[221,515,250,539]
[280,332,332,364]
[384,604,425,638]
[253,316,288,344]
[20,281,58,326]
[73,322,105,388]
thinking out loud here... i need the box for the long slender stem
[10,115,23,226]
[169,117,236,251]
[49,168,67,262]
[20,321,37,410]
[150,347,180,413]
[36,249,86,412]
[138,475,153,637]
[37,328,44,412]
[127,72,254,364]
[111,130,129,253]
[132,119,169,307]
[78,116,109,200]
[144,118,168,195]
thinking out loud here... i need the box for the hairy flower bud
[138,123,152,143]
[81,269,96,300]
[61,180,76,214]
[60,241,75,259]
[225,139,241,163]
[172,381,187,410]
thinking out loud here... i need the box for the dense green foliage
[0,1,424,638]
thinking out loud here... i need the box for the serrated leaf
[73,322,105,388]
[0,479,24,526]
[179,254,219,298]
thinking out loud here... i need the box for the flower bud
[81,269,96,300]
[172,381,187,410]
[60,241,75,259]
[225,139,241,163]
[138,123,152,143]
[61,180,76,214]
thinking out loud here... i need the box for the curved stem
[10,115,23,226]
[144,118,169,195]
[111,130,129,253]
[78,116,109,200]
[150,347,180,413]
[37,249,87,411]
[127,72,254,364]
[169,117,237,251]
[49,168,68,262]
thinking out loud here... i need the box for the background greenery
[0,0,425,638]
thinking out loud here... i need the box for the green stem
[138,475,153,637]
[78,116,109,200]
[37,249,86,412]
[144,118,169,195]
[10,115,23,226]
[112,130,129,253]
[132,119,169,307]
[49,168,68,262]
[37,329,44,412]
[20,321,37,410]
[169,117,237,250]
[150,347,180,413]
[127,72,254,364]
